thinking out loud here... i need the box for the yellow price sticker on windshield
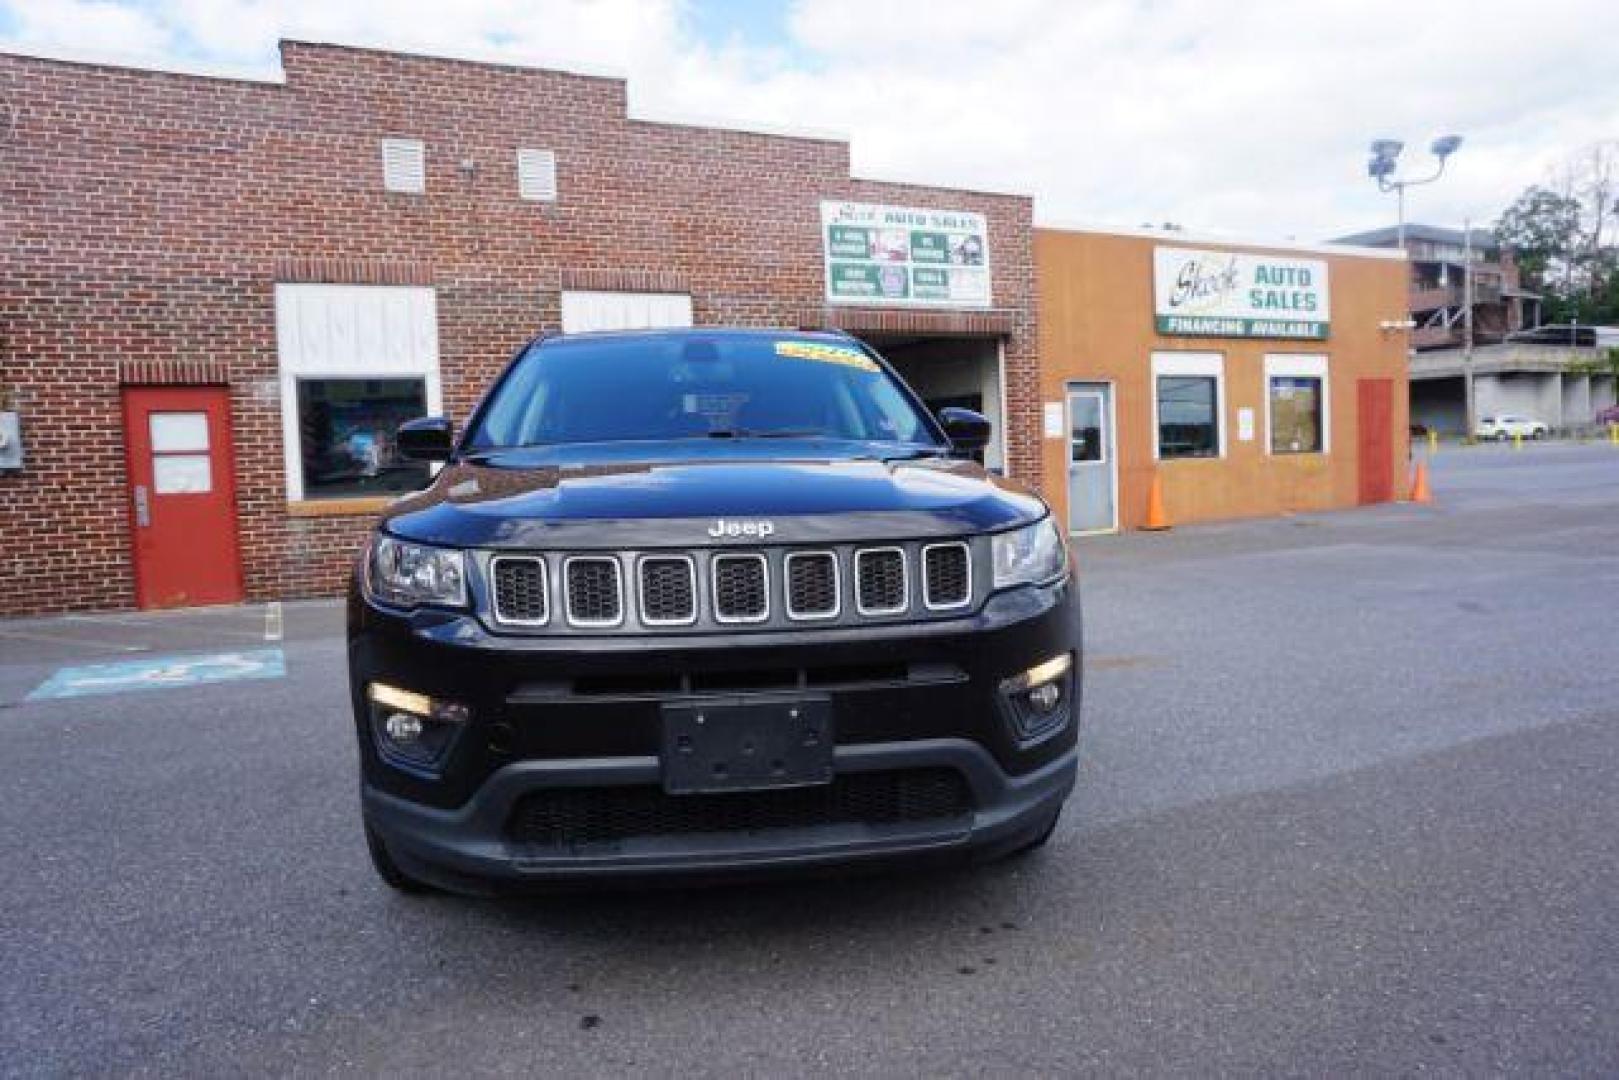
[774,340,879,372]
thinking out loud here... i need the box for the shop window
[295,379,431,499]
[1157,376,1219,458]
[273,284,442,503]
[1152,352,1224,460]
[1264,354,1330,455]
[1269,377,1323,454]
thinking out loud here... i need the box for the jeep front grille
[638,556,697,626]
[491,556,548,625]
[855,548,907,616]
[564,557,623,626]
[712,553,769,623]
[785,551,839,620]
[922,542,971,610]
[483,540,984,633]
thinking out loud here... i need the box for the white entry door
[1066,382,1117,534]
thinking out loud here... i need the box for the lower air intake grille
[639,557,696,625]
[785,552,838,619]
[491,557,548,625]
[923,543,971,609]
[856,548,907,615]
[564,558,622,625]
[507,769,972,850]
[712,554,768,622]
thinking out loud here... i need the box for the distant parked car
[1475,414,1548,441]
[1596,404,1619,426]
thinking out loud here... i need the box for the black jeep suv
[348,328,1080,894]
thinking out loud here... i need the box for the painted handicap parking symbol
[27,648,286,701]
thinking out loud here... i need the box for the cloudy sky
[3,0,1616,241]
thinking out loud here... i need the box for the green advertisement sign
[820,200,992,307]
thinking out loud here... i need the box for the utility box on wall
[0,411,23,470]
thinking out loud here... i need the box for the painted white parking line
[0,628,150,654]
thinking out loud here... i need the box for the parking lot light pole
[1366,135,1467,428]
[1367,135,1464,251]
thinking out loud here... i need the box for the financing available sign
[821,200,991,307]
[1153,246,1330,339]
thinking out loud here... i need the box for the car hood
[379,440,1048,549]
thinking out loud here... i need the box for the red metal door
[1357,378,1394,505]
[122,386,244,608]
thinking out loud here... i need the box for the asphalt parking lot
[3,441,1617,1076]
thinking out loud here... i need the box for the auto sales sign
[1153,246,1330,340]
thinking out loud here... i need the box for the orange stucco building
[1035,227,1412,534]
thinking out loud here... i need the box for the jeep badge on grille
[707,519,776,540]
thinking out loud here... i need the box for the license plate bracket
[661,695,834,794]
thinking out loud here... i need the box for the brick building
[0,42,1036,616]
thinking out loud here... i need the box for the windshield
[465,332,943,450]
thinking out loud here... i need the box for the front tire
[365,824,433,894]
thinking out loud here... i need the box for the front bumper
[349,577,1081,892]
[366,739,1075,892]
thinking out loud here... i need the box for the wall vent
[381,138,426,194]
[517,148,558,202]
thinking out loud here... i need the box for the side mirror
[938,407,991,453]
[398,416,454,462]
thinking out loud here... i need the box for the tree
[1496,186,1582,288]
[1496,141,1619,324]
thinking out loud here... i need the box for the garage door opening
[859,335,1007,473]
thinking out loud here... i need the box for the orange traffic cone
[1142,472,1171,531]
[1409,461,1433,505]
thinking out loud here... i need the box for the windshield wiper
[705,427,828,439]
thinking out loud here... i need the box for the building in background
[1332,224,1542,349]
[1036,229,1411,532]
[0,42,1035,616]
[1329,224,1619,435]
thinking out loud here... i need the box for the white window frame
[1263,353,1330,455]
[273,284,442,503]
[1150,352,1226,461]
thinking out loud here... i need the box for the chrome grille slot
[638,556,697,626]
[922,542,971,610]
[855,547,908,616]
[491,556,549,626]
[712,553,769,623]
[784,551,839,620]
[563,556,623,627]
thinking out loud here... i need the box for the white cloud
[3,0,1617,239]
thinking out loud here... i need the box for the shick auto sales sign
[1153,246,1330,340]
[822,201,991,308]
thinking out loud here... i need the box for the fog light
[368,682,469,770]
[999,652,1075,747]
[385,712,424,742]
[1028,681,1062,713]
[1001,653,1073,696]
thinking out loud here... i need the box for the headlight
[367,535,467,609]
[992,517,1068,589]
